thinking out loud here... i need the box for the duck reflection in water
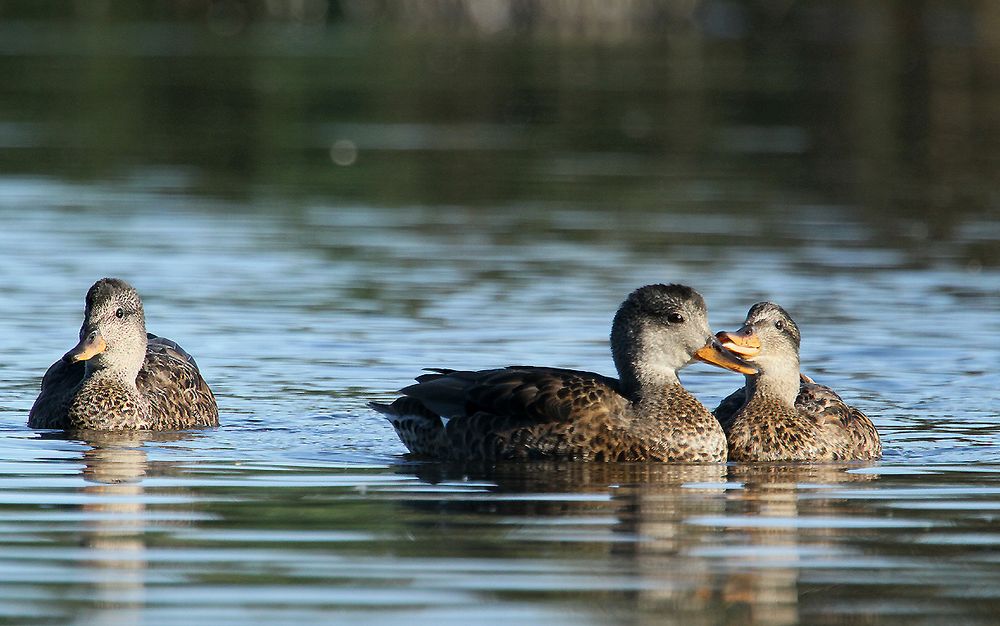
[710,464,880,625]
[40,430,203,625]
[391,460,878,626]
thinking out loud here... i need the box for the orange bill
[695,337,757,374]
[63,331,107,363]
[715,326,761,358]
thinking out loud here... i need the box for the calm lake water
[1,5,999,625]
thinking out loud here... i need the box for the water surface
[1,6,999,625]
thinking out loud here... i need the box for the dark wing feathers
[380,366,627,461]
[369,397,449,458]
[136,346,218,429]
[405,366,622,427]
[797,383,881,457]
[413,367,458,382]
[399,368,506,418]
[795,383,848,425]
[844,405,881,457]
[28,359,82,428]
[147,333,200,369]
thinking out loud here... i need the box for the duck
[371,284,757,463]
[28,278,219,431]
[712,302,881,461]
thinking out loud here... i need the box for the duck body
[30,334,218,430]
[718,383,880,462]
[373,284,756,463]
[28,279,219,431]
[714,302,881,462]
[375,366,729,463]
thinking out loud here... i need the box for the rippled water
[2,7,1000,626]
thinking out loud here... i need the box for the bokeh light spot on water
[330,139,358,167]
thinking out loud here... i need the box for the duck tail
[370,397,448,458]
[368,400,395,417]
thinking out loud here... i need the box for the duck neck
[84,355,141,390]
[745,359,800,407]
[614,342,681,402]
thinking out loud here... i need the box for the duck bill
[63,331,107,363]
[716,326,762,358]
[695,338,757,375]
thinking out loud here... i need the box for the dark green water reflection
[1,2,998,257]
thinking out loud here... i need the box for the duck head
[611,284,757,398]
[717,301,801,402]
[64,278,148,381]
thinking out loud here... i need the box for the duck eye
[775,320,784,331]
[667,312,685,324]
[115,308,125,319]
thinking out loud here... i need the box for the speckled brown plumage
[65,374,152,430]
[135,335,219,429]
[713,373,814,432]
[713,302,881,462]
[375,366,728,462]
[372,284,757,463]
[28,279,219,431]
